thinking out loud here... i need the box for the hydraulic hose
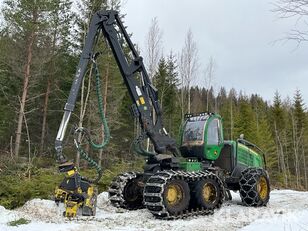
[74,59,110,184]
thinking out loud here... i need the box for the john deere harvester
[54,10,270,219]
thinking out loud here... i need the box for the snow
[0,190,308,231]
[239,210,308,231]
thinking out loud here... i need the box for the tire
[162,179,190,215]
[122,175,144,209]
[192,173,224,210]
[239,168,270,207]
[108,172,144,210]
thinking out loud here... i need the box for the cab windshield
[182,120,205,144]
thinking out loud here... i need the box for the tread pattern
[108,171,144,210]
[192,173,225,209]
[143,170,224,219]
[239,168,270,207]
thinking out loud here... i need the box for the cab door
[204,116,224,160]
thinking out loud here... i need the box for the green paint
[179,113,265,169]
[180,161,202,172]
[237,143,263,167]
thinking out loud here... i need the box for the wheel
[108,172,144,210]
[163,179,190,215]
[239,168,270,207]
[122,175,144,209]
[193,173,224,209]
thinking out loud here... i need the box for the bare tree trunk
[40,24,58,155]
[230,98,233,140]
[99,58,109,167]
[180,29,198,115]
[10,136,13,159]
[188,88,191,114]
[145,17,162,80]
[274,122,288,187]
[303,146,307,189]
[15,29,36,157]
[40,78,51,154]
[181,79,184,120]
[76,64,93,167]
[206,90,209,112]
[284,140,291,183]
[76,82,85,167]
[204,57,215,112]
[291,114,301,188]
[274,123,282,173]
[144,17,162,152]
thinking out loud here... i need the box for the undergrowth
[0,155,144,209]
[7,218,31,226]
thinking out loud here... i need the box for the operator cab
[179,113,224,161]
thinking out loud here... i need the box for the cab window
[183,120,205,143]
[207,118,220,145]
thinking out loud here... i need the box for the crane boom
[55,10,179,162]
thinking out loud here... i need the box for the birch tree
[179,29,198,116]
[204,57,215,112]
[274,0,308,45]
[145,17,162,81]
[144,17,162,151]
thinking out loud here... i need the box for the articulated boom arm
[55,10,179,162]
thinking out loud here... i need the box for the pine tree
[271,91,289,187]
[38,0,74,155]
[234,96,257,141]
[2,0,72,157]
[0,33,19,152]
[291,89,307,188]
[153,53,180,136]
[293,89,306,133]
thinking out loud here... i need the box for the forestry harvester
[54,10,270,219]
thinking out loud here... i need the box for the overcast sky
[120,0,308,104]
[0,0,307,104]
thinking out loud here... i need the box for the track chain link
[143,170,224,219]
[239,167,270,207]
[108,171,144,209]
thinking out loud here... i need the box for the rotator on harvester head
[54,10,271,219]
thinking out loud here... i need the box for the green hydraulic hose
[74,59,110,184]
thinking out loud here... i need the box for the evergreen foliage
[0,1,307,211]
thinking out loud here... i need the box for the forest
[0,0,307,209]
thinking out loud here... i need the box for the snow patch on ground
[239,209,308,231]
[17,199,65,222]
[0,190,308,231]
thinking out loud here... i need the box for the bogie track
[108,172,144,210]
[143,170,224,219]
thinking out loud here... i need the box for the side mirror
[239,134,245,140]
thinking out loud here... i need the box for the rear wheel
[239,168,270,206]
[163,179,190,215]
[192,173,224,209]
